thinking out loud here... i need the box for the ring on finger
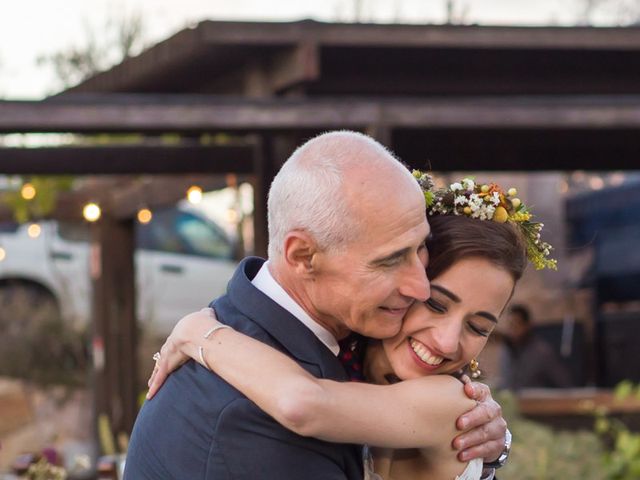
[152,352,161,362]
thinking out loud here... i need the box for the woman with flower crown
[147,173,555,480]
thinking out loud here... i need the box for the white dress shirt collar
[251,262,340,356]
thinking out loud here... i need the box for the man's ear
[282,231,318,277]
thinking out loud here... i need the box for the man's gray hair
[267,130,407,260]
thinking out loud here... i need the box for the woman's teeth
[410,339,444,366]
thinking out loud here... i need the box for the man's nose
[399,255,430,302]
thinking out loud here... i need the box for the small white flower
[454,195,467,206]
[491,192,500,205]
[469,193,482,206]
[462,178,475,190]
[450,182,463,191]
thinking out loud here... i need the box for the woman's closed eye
[467,322,491,337]
[425,298,447,313]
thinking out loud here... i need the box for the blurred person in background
[499,305,572,390]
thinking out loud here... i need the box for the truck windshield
[137,208,233,260]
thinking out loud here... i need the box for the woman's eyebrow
[475,312,498,323]
[430,284,460,303]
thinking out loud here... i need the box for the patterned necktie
[338,334,366,382]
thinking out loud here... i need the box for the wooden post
[252,136,274,259]
[91,215,138,446]
[252,134,298,258]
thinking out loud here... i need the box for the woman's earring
[469,359,482,379]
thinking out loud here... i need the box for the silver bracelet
[203,324,231,340]
[199,324,231,371]
[483,428,512,470]
[480,468,496,480]
[198,345,211,371]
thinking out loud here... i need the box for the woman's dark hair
[426,215,528,282]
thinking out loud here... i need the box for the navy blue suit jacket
[124,257,363,479]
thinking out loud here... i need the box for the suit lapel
[225,257,348,382]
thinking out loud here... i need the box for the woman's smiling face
[382,257,515,380]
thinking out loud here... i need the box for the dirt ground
[0,378,95,474]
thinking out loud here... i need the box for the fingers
[463,380,490,401]
[456,438,505,463]
[147,359,168,399]
[455,382,506,462]
[453,414,507,462]
[458,399,500,432]
[145,339,189,399]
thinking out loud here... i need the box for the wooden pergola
[2,19,640,438]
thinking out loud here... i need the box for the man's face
[308,182,430,340]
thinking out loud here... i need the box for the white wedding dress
[363,447,483,480]
[455,459,484,480]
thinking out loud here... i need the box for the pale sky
[0,0,624,99]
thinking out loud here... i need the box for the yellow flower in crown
[412,171,557,271]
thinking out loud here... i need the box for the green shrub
[497,391,608,480]
[595,381,640,480]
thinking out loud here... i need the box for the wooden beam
[63,28,205,94]
[308,22,640,50]
[243,42,319,97]
[4,95,640,133]
[62,21,640,98]
[269,42,320,94]
[393,127,640,171]
[518,388,640,416]
[0,144,255,174]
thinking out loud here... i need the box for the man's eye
[380,258,401,267]
[425,298,446,313]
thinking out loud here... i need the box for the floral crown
[412,170,557,270]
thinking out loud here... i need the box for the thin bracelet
[199,324,232,370]
[198,346,211,371]
[480,468,496,480]
[203,324,231,340]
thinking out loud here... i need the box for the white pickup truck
[0,205,238,337]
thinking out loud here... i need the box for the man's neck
[269,261,350,340]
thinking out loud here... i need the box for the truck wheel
[0,282,60,337]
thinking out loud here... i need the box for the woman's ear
[282,231,318,277]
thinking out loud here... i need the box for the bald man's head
[266,130,421,260]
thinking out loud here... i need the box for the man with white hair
[125,131,507,479]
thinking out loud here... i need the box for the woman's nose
[431,320,462,357]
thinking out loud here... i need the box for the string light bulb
[589,176,604,190]
[137,207,153,224]
[21,183,37,200]
[27,223,42,238]
[0,247,5,262]
[187,185,203,204]
[83,202,102,222]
